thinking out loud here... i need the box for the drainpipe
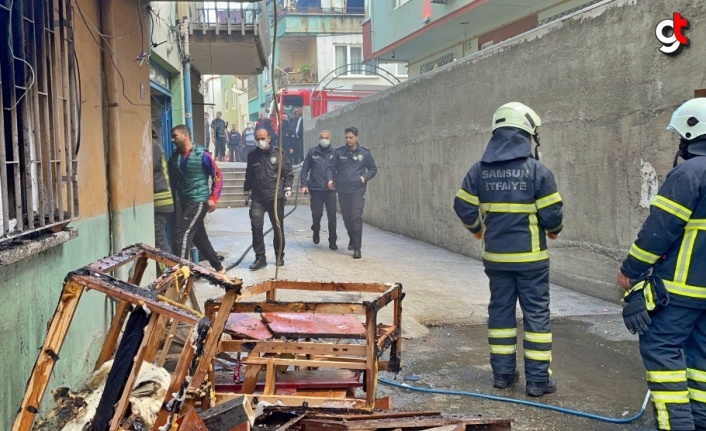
[180,16,193,133]
[100,0,126,273]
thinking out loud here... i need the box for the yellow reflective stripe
[653,195,692,222]
[489,344,516,355]
[647,370,686,383]
[524,332,552,343]
[483,250,549,263]
[456,189,479,206]
[464,218,481,230]
[529,214,540,253]
[481,202,537,213]
[546,222,563,234]
[690,388,706,403]
[536,192,562,209]
[488,328,517,338]
[688,368,706,383]
[654,401,670,430]
[524,349,552,361]
[651,390,690,403]
[664,280,706,299]
[674,230,697,284]
[686,219,706,230]
[629,243,661,264]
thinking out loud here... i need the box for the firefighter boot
[493,370,519,389]
[526,379,557,397]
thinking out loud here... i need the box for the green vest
[169,145,210,204]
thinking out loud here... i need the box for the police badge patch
[270,156,277,164]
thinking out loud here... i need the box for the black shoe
[329,242,338,250]
[276,257,284,266]
[493,370,519,389]
[249,257,267,270]
[526,379,557,397]
[353,249,361,259]
[347,244,354,250]
[313,231,320,244]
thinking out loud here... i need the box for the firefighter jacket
[454,128,564,271]
[153,140,174,213]
[326,144,377,193]
[620,155,706,308]
[244,144,294,202]
[300,144,334,191]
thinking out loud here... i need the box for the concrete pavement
[193,202,651,430]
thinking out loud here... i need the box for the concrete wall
[305,0,706,304]
[0,0,154,427]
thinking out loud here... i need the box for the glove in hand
[622,288,652,335]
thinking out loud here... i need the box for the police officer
[326,126,377,259]
[454,102,563,397]
[301,130,338,250]
[618,98,706,431]
[244,128,294,270]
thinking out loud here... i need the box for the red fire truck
[272,88,377,131]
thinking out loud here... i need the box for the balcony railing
[190,1,261,29]
[279,6,364,15]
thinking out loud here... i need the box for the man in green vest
[168,124,226,274]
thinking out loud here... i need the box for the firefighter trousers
[485,268,552,382]
[640,303,706,430]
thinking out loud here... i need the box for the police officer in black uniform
[301,130,338,249]
[454,102,563,397]
[244,128,294,270]
[326,126,377,259]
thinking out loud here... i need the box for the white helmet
[492,102,542,136]
[667,98,706,141]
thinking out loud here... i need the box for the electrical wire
[378,378,651,425]
[271,0,285,281]
[73,0,150,107]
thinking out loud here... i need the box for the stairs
[217,166,309,209]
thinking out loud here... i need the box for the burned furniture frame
[205,280,404,411]
[12,243,242,431]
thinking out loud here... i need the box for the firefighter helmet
[667,98,706,141]
[492,102,542,136]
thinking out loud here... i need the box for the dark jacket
[152,140,174,213]
[228,131,241,148]
[453,128,564,271]
[301,144,334,191]
[621,155,706,308]
[244,145,294,201]
[326,144,377,193]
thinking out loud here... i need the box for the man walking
[211,111,228,161]
[291,108,304,164]
[326,126,377,259]
[301,130,337,250]
[228,124,242,162]
[618,98,706,431]
[242,123,256,160]
[168,124,226,274]
[453,102,563,397]
[244,128,294,270]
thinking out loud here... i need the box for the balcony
[270,2,365,39]
[187,1,271,75]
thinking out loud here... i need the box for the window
[394,0,411,9]
[334,46,375,76]
[0,0,80,242]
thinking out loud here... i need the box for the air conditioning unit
[430,0,447,4]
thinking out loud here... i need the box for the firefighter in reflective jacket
[618,98,706,431]
[454,102,563,397]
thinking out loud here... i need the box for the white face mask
[319,139,330,148]
[256,139,268,150]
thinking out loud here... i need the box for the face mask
[256,139,268,150]
[319,139,330,148]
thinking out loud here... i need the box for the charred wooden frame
[12,243,242,431]
[205,280,404,411]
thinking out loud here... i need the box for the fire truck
[271,88,377,131]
